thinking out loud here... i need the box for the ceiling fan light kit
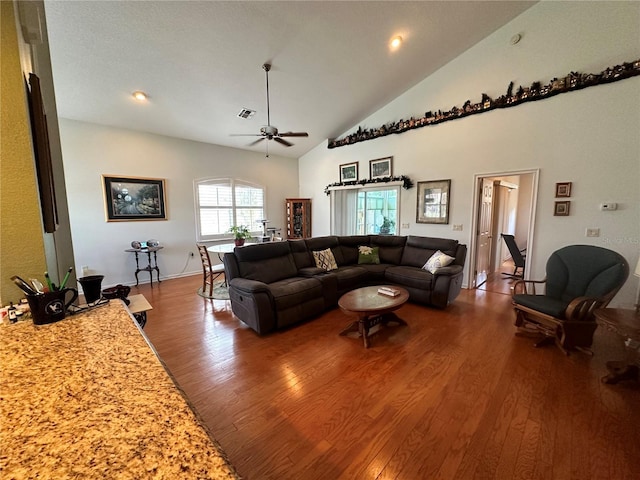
[232,63,308,157]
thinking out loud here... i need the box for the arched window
[195,178,264,241]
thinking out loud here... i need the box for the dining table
[207,242,256,262]
[207,243,256,288]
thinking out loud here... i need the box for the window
[356,188,398,235]
[331,186,399,236]
[195,178,264,241]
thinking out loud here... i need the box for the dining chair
[196,244,224,297]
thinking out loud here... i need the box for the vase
[234,238,245,246]
[78,275,104,304]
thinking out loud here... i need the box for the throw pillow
[358,246,380,265]
[313,248,338,271]
[423,250,455,274]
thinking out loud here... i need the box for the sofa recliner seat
[223,235,467,335]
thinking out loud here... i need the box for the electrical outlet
[81,265,89,276]
[401,223,410,229]
[452,224,463,231]
[586,228,600,237]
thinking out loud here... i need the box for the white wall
[515,174,533,250]
[59,119,299,288]
[299,2,640,307]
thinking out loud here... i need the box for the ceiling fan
[232,64,308,157]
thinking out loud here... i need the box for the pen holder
[27,288,78,325]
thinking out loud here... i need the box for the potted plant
[379,217,395,235]
[229,225,252,246]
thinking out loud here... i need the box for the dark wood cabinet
[286,198,311,239]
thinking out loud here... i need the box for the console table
[125,246,163,286]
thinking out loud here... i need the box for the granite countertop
[0,301,240,479]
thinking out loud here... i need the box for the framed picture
[554,200,571,216]
[555,182,572,197]
[103,175,167,221]
[339,162,358,182]
[369,156,393,179]
[417,179,451,224]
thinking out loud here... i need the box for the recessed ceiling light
[132,91,148,101]
[390,35,403,50]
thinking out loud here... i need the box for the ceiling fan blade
[273,137,293,147]
[248,138,266,146]
[231,133,263,137]
[279,132,309,137]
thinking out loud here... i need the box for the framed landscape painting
[416,179,451,224]
[103,175,167,221]
[369,156,392,179]
[339,162,358,182]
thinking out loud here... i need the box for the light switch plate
[586,228,600,237]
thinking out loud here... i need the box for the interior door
[475,178,494,287]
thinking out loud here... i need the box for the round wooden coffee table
[338,285,409,348]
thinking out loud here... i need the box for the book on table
[378,286,400,297]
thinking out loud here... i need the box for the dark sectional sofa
[223,235,467,335]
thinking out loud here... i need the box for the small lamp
[635,256,640,314]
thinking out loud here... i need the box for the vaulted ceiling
[44,1,536,159]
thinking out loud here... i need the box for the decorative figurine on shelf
[229,225,252,246]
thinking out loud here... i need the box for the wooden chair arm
[564,296,605,322]
[511,278,547,297]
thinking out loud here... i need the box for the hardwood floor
[135,275,640,479]
[476,259,519,296]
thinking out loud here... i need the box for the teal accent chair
[512,245,629,355]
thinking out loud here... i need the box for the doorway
[469,170,539,294]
